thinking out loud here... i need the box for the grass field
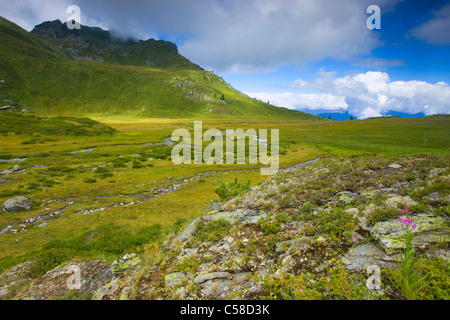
[0,114,449,273]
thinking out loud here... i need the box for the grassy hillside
[0,17,321,121]
[0,113,116,137]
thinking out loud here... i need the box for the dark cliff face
[29,20,200,69]
[30,20,69,39]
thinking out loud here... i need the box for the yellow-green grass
[0,115,448,271]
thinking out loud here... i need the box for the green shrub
[215,178,250,201]
[258,218,281,235]
[307,208,357,243]
[29,248,69,277]
[366,208,397,225]
[195,219,231,242]
[418,257,450,300]
[132,160,144,169]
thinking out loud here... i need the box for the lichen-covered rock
[2,196,31,213]
[165,272,185,287]
[338,191,358,204]
[111,253,142,276]
[371,214,450,255]
[202,209,268,225]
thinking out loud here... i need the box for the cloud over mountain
[249,71,450,119]
[0,0,393,73]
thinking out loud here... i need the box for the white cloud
[409,4,450,45]
[251,71,450,118]
[0,0,71,31]
[247,92,347,111]
[0,0,394,74]
[291,71,450,118]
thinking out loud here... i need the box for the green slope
[0,17,322,120]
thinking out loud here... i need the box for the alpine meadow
[0,0,449,306]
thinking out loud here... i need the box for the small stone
[341,257,352,265]
[223,236,234,244]
[388,163,402,169]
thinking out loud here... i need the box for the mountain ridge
[0,16,322,120]
[30,19,202,70]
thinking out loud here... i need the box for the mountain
[0,17,322,120]
[30,19,202,70]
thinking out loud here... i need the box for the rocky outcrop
[17,261,112,300]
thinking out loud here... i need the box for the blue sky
[1,0,449,118]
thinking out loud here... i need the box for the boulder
[371,214,450,255]
[2,196,31,213]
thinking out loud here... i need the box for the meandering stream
[0,157,321,234]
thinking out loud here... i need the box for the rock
[176,217,202,242]
[337,191,358,204]
[2,196,31,213]
[20,260,112,300]
[388,163,402,169]
[371,214,450,255]
[209,241,230,252]
[275,236,313,254]
[0,261,36,299]
[341,243,396,272]
[206,201,221,212]
[233,272,251,284]
[423,192,441,201]
[12,165,21,172]
[111,254,142,276]
[194,272,232,285]
[202,209,268,225]
[384,195,417,208]
[165,272,185,287]
[175,209,267,244]
[0,287,10,299]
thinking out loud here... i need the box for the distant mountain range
[301,109,428,121]
[0,16,322,120]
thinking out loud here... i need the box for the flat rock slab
[202,209,267,225]
[371,214,450,255]
[194,272,232,285]
[341,243,396,272]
